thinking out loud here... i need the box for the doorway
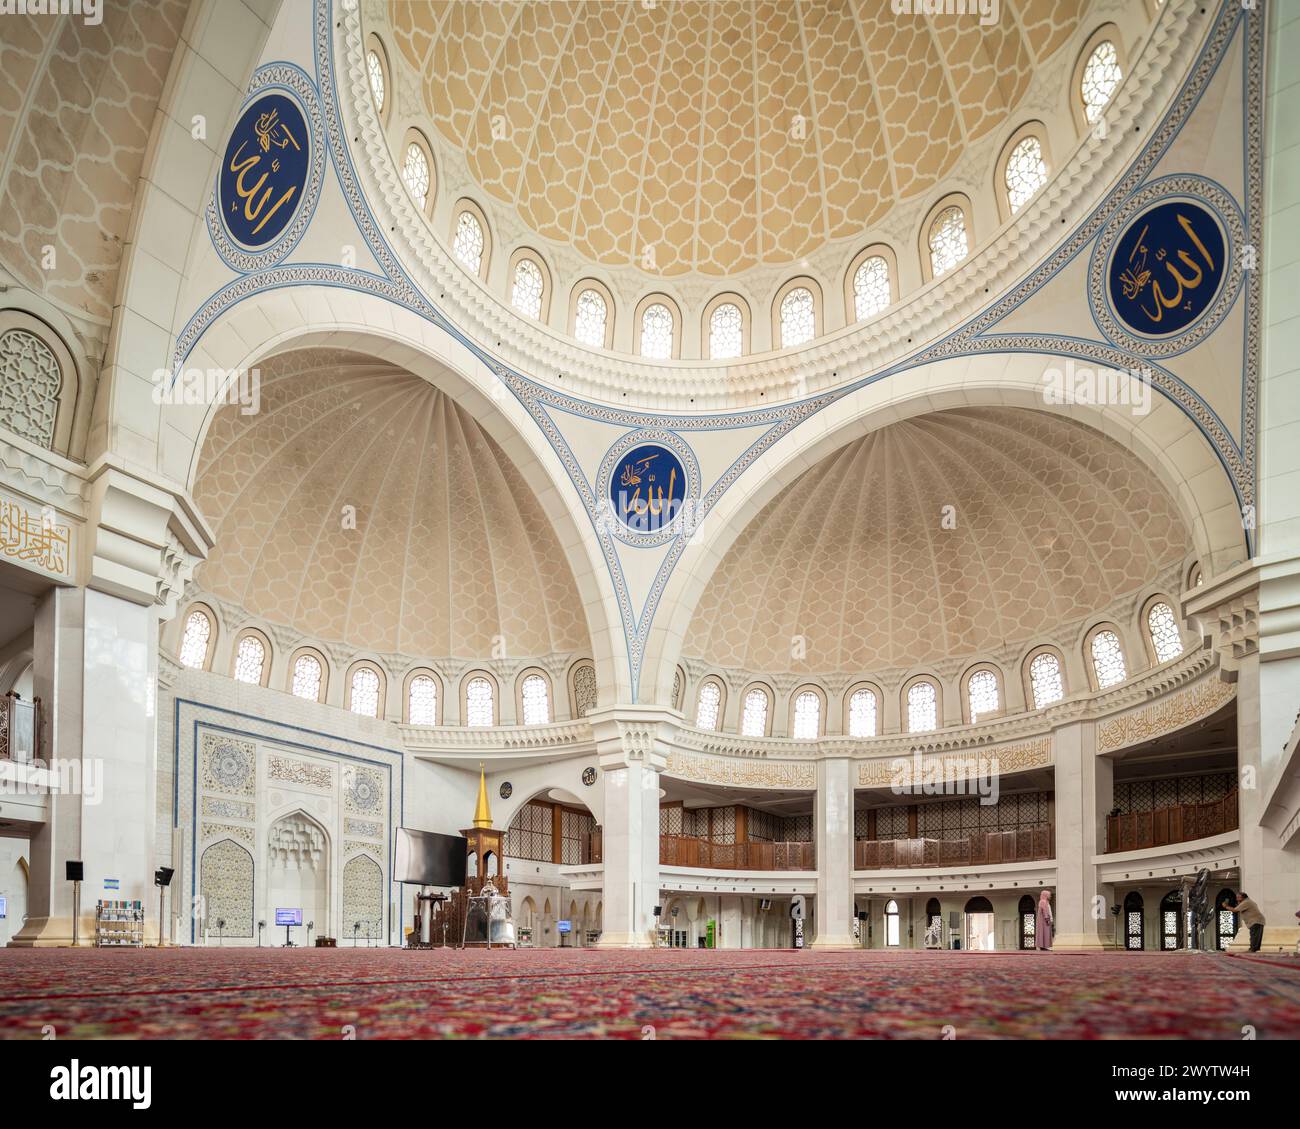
[964,896,995,951]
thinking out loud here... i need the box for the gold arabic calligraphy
[0,499,70,576]
[1118,213,1217,324]
[228,107,302,237]
[619,453,677,518]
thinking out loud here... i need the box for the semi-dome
[685,407,1192,675]
[388,0,1088,276]
[192,348,590,660]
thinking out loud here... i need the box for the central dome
[388,0,1086,276]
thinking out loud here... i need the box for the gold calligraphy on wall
[227,106,302,238]
[856,737,1052,788]
[0,497,70,577]
[619,452,676,519]
[1097,679,1235,753]
[665,750,815,790]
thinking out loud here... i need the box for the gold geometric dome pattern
[685,408,1192,675]
[193,349,590,660]
[388,0,1086,276]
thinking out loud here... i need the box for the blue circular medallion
[608,443,688,536]
[219,92,311,250]
[1106,199,1226,339]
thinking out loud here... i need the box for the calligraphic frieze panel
[0,493,72,579]
[857,737,1052,788]
[1097,678,1235,753]
[664,751,815,790]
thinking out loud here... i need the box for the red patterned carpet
[0,946,1297,1040]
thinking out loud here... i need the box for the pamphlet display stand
[95,900,145,947]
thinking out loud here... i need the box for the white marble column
[811,755,855,948]
[1231,650,1300,950]
[588,706,672,948]
[1052,720,1107,948]
[15,586,160,945]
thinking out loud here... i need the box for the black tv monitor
[395,828,468,887]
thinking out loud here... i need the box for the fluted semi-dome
[388,0,1090,276]
[192,349,590,660]
[685,408,1192,674]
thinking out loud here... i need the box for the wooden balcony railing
[854,825,1054,869]
[1106,791,1237,853]
[659,835,815,871]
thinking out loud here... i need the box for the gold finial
[472,763,492,829]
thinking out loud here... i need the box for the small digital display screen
[557,920,571,933]
[275,908,302,926]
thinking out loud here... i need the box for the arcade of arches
[0,0,1298,1044]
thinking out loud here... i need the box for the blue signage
[219,92,311,250]
[608,443,688,535]
[1107,200,1225,338]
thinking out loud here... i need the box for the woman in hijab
[1036,889,1054,951]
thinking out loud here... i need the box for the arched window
[521,674,550,725]
[291,654,323,702]
[1090,629,1127,688]
[402,141,431,212]
[510,257,545,319]
[639,302,674,359]
[349,667,381,718]
[465,676,494,727]
[884,899,900,947]
[694,681,721,730]
[1028,651,1065,709]
[1081,40,1122,124]
[1125,891,1145,951]
[708,302,743,360]
[779,287,815,348]
[407,674,437,725]
[1018,894,1036,949]
[366,50,385,116]
[792,691,821,739]
[927,206,968,277]
[740,688,769,737]
[967,669,1000,723]
[178,609,212,670]
[847,687,878,738]
[232,634,266,685]
[1147,601,1183,664]
[573,287,609,348]
[907,681,938,733]
[852,256,891,320]
[452,210,485,274]
[1004,135,1048,213]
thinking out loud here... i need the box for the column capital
[585,704,679,772]
[82,458,215,619]
[1183,560,1259,681]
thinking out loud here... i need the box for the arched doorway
[267,811,329,942]
[964,896,995,951]
[925,898,943,947]
[1214,887,1237,950]
[884,899,901,947]
[1018,894,1036,950]
[1124,892,1145,950]
[1160,891,1183,950]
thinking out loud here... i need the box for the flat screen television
[557,919,571,934]
[275,908,302,926]
[395,828,468,887]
